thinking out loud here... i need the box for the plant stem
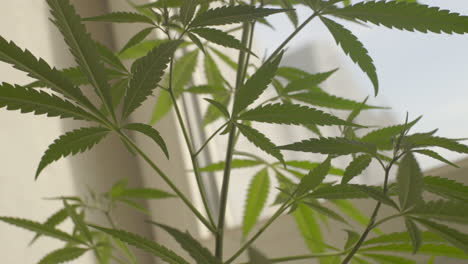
[340,161,395,264]
[193,121,229,158]
[239,252,346,264]
[167,56,217,229]
[225,201,292,264]
[215,21,253,260]
[117,131,216,233]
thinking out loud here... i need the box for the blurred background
[0,0,467,263]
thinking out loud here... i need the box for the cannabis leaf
[423,176,468,202]
[120,27,155,54]
[238,103,357,127]
[0,36,94,110]
[47,0,115,118]
[38,247,88,264]
[124,123,169,158]
[397,152,423,211]
[36,127,110,179]
[90,225,190,264]
[190,28,250,53]
[321,16,378,95]
[404,218,422,254]
[190,6,288,27]
[151,222,220,264]
[233,52,283,115]
[413,218,468,253]
[283,69,337,92]
[327,1,468,34]
[408,200,468,224]
[0,217,83,244]
[243,168,270,237]
[123,40,181,119]
[83,11,155,25]
[236,123,284,163]
[296,157,331,196]
[342,154,372,184]
[279,137,376,155]
[0,83,98,122]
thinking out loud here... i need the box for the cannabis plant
[2,0,468,263]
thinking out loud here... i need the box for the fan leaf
[38,247,88,264]
[396,152,423,211]
[342,154,372,184]
[124,123,169,158]
[279,137,376,155]
[191,28,250,53]
[321,16,378,95]
[239,103,358,127]
[236,123,284,163]
[83,11,155,24]
[35,127,110,179]
[190,6,288,27]
[243,168,270,237]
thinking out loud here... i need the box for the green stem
[341,160,396,264]
[117,131,216,233]
[193,121,229,158]
[225,201,292,264]
[239,252,346,264]
[167,56,217,229]
[370,213,404,230]
[215,21,253,260]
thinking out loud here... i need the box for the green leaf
[423,176,468,202]
[95,42,127,73]
[199,159,262,172]
[236,123,284,163]
[119,40,167,60]
[243,168,270,237]
[296,157,331,196]
[123,123,169,158]
[362,254,416,264]
[342,154,372,184]
[36,127,110,179]
[30,207,72,245]
[344,230,360,249]
[180,0,198,25]
[0,217,83,244]
[279,137,376,156]
[113,188,175,200]
[408,200,468,225]
[361,118,420,149]
[149,47,198,124]
[120,27,155,54]
[248,248,272,264]
[0,36,94,110]
[303,200,348,225]
[405,218,422,254]
[123,40,181,119]
[90,225,189,263]
[83,11,154,24]
[412,149,459,168]
[327,1,468,34]
[203,98,230,118]
[284,69,337,93]
[352,184,398,209]
[331,200,382,234]
[190,6,288,27]
[187,33,206,54]
[413,218,468,253]
[321,16,378,95]
[191,28,250,53]
[308,184,369,200]
[233,52,283,115]
[38,247,88,264]
[239,103,358,127]
[210,47,238,70]
[0,83,98,122]
[276,66,309,81]
[289,90,382,111]
[151,222,220,264]
[396,152,423,211]
[363,231,446,246]
[63,200,92,243]
[404,136,468,154]
[47,0,115,118]
[280,0,298,27]
[279,160,344,176]
[293,204,326,254]
[360,243,468,259]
